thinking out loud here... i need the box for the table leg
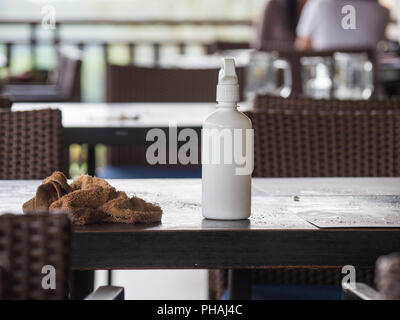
[87,144,96,176]
[228,269,252,300]
[70,270,94,300]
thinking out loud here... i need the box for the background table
[1,178,400,298]
[12,102,251,175]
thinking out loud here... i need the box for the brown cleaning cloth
[23,172,162,225]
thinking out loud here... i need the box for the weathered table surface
[1,178,400,270]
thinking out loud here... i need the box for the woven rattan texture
[0,109,66,179]
[254,94,400,111]
[0,213,71,299]
[248,108,400,177]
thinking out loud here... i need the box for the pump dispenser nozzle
[217,58,239,103]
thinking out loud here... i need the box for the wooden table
[1,178,400,298]
[12,102,251,175]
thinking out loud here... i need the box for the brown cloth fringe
[23,171,162,225]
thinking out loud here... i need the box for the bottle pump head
[216,58,239,103]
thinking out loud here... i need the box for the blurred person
[296,0,390,51]
[252,0,308,49]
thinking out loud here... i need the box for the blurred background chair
[0,109,67,179]
[0,212,124,300]
[209,96,400,300]
[342,252,400,300]
[106,64,245,102]
[250,99,400,178]
[253,94,400,112]
[206,41,250,55]
[2,47,82,102]
[99,64,246,179]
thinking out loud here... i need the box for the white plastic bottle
[202,58,253,220]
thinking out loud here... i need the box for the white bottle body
[201,104,253,220]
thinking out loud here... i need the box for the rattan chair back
[254,94,400,111]
[248,107,400,177]
[0,109,66,179]
[0,212,71,299]
[106,64,245,102]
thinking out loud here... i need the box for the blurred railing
[0,18,253,68]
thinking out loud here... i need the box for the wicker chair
[0,109,67,179]
[0,212,124,300]
[258,40,295,52]
[249,108,400,178]
[0,212,71,299]
[209,103,400,299]
[106,64,245,103]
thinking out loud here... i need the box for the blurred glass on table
[333,52,374,100]
[301,56,332,99]
[246,51,292,99]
